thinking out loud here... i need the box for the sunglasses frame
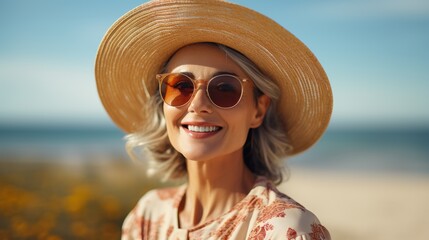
[156,73,249,109]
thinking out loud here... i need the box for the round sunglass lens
[161,74,194,106]
[208,75,242,108]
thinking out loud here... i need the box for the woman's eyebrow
[175,71,238,79]
[212,71,238,77]
[176,71,195,78]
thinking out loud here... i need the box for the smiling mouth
[184,125,222,133]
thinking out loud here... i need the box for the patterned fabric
[122,177,330,240]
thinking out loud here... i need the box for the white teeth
[188,125,220,133]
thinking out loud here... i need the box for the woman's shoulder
[125,185,185,221]
[253,202,329,239]
[122,186,185,239]
[134,185,185,210]
[249,178,330,239]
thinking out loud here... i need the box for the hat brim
[95,0,333,155]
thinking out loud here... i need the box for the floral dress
[122,177,330,240]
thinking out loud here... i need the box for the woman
[95,1,333,239]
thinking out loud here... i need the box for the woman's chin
[180,151,214,162]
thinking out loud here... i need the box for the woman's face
[163,43,269,162]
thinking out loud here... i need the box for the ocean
[1,126,428,175]
[288,128,429,175]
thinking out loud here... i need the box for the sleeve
[121,190,158,240]
[286,222,331,240]
[259,208,331,240]
[121,206,141,240]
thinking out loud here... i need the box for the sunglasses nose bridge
[192,79,209,95]
[191,79,210,97]
[187,79,215,112]
[193,79,207,87]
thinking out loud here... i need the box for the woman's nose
[187,82,213,114]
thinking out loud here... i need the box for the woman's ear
[250,95,271,128]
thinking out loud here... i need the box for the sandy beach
[1,159,429,239]
[280,168,429,240]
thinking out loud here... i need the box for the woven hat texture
[95,0,333,155]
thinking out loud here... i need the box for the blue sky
[0,0,428,128]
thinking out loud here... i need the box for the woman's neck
[179,150,256,228]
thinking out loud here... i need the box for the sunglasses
[156,73,249,109]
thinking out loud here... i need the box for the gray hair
[125,43,292,184]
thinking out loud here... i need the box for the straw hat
[95,0,333,155]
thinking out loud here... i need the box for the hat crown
[95,0,333,155]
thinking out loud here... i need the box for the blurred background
[1,0,428,239]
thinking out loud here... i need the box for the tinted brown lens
[161,74,194,106]
[208,75,242,108]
